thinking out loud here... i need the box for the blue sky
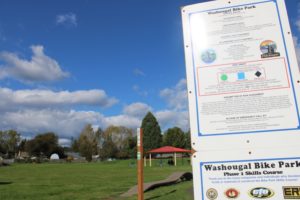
[0,0,299,145]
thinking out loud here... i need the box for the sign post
[181,0,300,199]
[137,128,144,200]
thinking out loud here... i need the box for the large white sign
[182,0,300,137]
[182,0,300,200]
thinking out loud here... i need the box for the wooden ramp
[120,172,192,198]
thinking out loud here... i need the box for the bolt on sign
[181,0,300,199]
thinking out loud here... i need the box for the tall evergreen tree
[163,127,186,148]
[184,130,191,149]
[141,112,162,152]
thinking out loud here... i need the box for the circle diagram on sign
[201,49,216,64]
[206,188,218,200]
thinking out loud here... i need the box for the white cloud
[100,100,189,132]
[59,138,72,147]
[105,108,189,132]
[0,87,118,111]
[1,109,106,138]
[132,85,148,97]
[103,102,152,129]
[0,100,189,140]
[0,27,6,42]
[0,78,192,140]
[0,32,6,42]
[106,100,189,132]
[297,4,300,32]
[293,3,300,67]
[133,68,145,76]
[0,45,69,83]
[0,108,141,139]
[296,20,300,33]
[132,85,139,91]
[160,79,188,111]
[102,79,191,132]
[156,110,189,131]
[56,13,77,27]
[105,114,141,129]
[0,86,118,139]
[293,36,300,67]
[123,102,152,117]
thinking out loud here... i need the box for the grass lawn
[126,181,193,200]
[0,159,193,200]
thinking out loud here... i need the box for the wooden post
[137,128,144,200]
[174,152,177,166]
[149,153,152,167]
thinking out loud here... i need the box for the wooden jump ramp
[120,172,193,197]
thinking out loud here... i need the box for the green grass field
[0,159,193,200]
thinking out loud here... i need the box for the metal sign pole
[137,128,144,200]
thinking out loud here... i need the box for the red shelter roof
[147,146,191,154]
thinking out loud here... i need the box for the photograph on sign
[182,0,300,138]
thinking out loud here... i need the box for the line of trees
[0,112,191,162]
[71,124,136,162]
[0,130,21,158]
[0,131,65,159]
[24,132,65,158]
[71,112,191,162]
